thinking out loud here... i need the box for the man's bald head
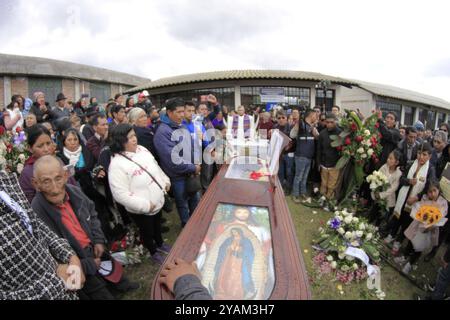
[32,155,68,206]
[33,155,64,179]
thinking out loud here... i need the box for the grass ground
[121,197,445,300]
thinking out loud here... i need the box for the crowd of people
[0,89,449,300]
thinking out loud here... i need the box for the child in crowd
[368,150,402,226]
[396,182,448,274]
[383,143,436,248]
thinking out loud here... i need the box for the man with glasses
[0,171,84,300]
[31,155,138,299]
[318,114,327,132]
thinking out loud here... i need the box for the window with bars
[315,89,334,111]
[403,105,416,125]
[376,100,401,120]
[418,109,437,130]
[419,109,427,124]
[427,110,436,130]
[437,112,446,126]
[28,78,62,106]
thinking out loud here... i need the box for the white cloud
[1,0,450,101]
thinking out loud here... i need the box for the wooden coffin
[151,164,311,300]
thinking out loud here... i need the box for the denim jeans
[292,156,312,197]
[278,154,294,191]
[171,178,200,225]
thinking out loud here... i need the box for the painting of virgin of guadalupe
[195,204,275,300]
[213,228,255,299]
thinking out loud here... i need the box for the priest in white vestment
[226,106,255,140]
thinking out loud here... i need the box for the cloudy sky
[1,0,450,101]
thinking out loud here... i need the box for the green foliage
[354,164,365,186]
[335,156,350,170]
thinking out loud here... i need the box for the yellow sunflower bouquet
[414,205,443,228]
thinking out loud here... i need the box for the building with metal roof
[126,69,450,129]
[0,53,150,109]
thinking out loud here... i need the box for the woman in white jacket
[108,123,171,265]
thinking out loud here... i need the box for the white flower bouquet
[366,170,389,210]
[313,209,381,284]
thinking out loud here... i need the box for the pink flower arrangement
[336,270,355,284]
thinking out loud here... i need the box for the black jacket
[134,125,157,159]
[82,124,95,142]
[317,127,341,168]
[396,139,420,170]
[433,144,450,179]
[30,102,51,123]
[274,123,291,136]
[50,107,71,126]
[73,103,86,122]
[32,184,106,276]
[378,119,401,168]
[136,101,153,115]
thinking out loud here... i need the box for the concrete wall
[339,86,375,117]
[110,84,120,99]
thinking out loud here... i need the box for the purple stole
[232,115,251,138]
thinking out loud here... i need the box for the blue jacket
[182,118,209,149]
[154,115,196,180]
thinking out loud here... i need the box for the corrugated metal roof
[0,53,150,86]
[126,69,450,111]
[125,69,357,93]
[355,80,450,110]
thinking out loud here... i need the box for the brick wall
[0,77,4,110]
[62,79,75,101]
[11,77,28,99]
